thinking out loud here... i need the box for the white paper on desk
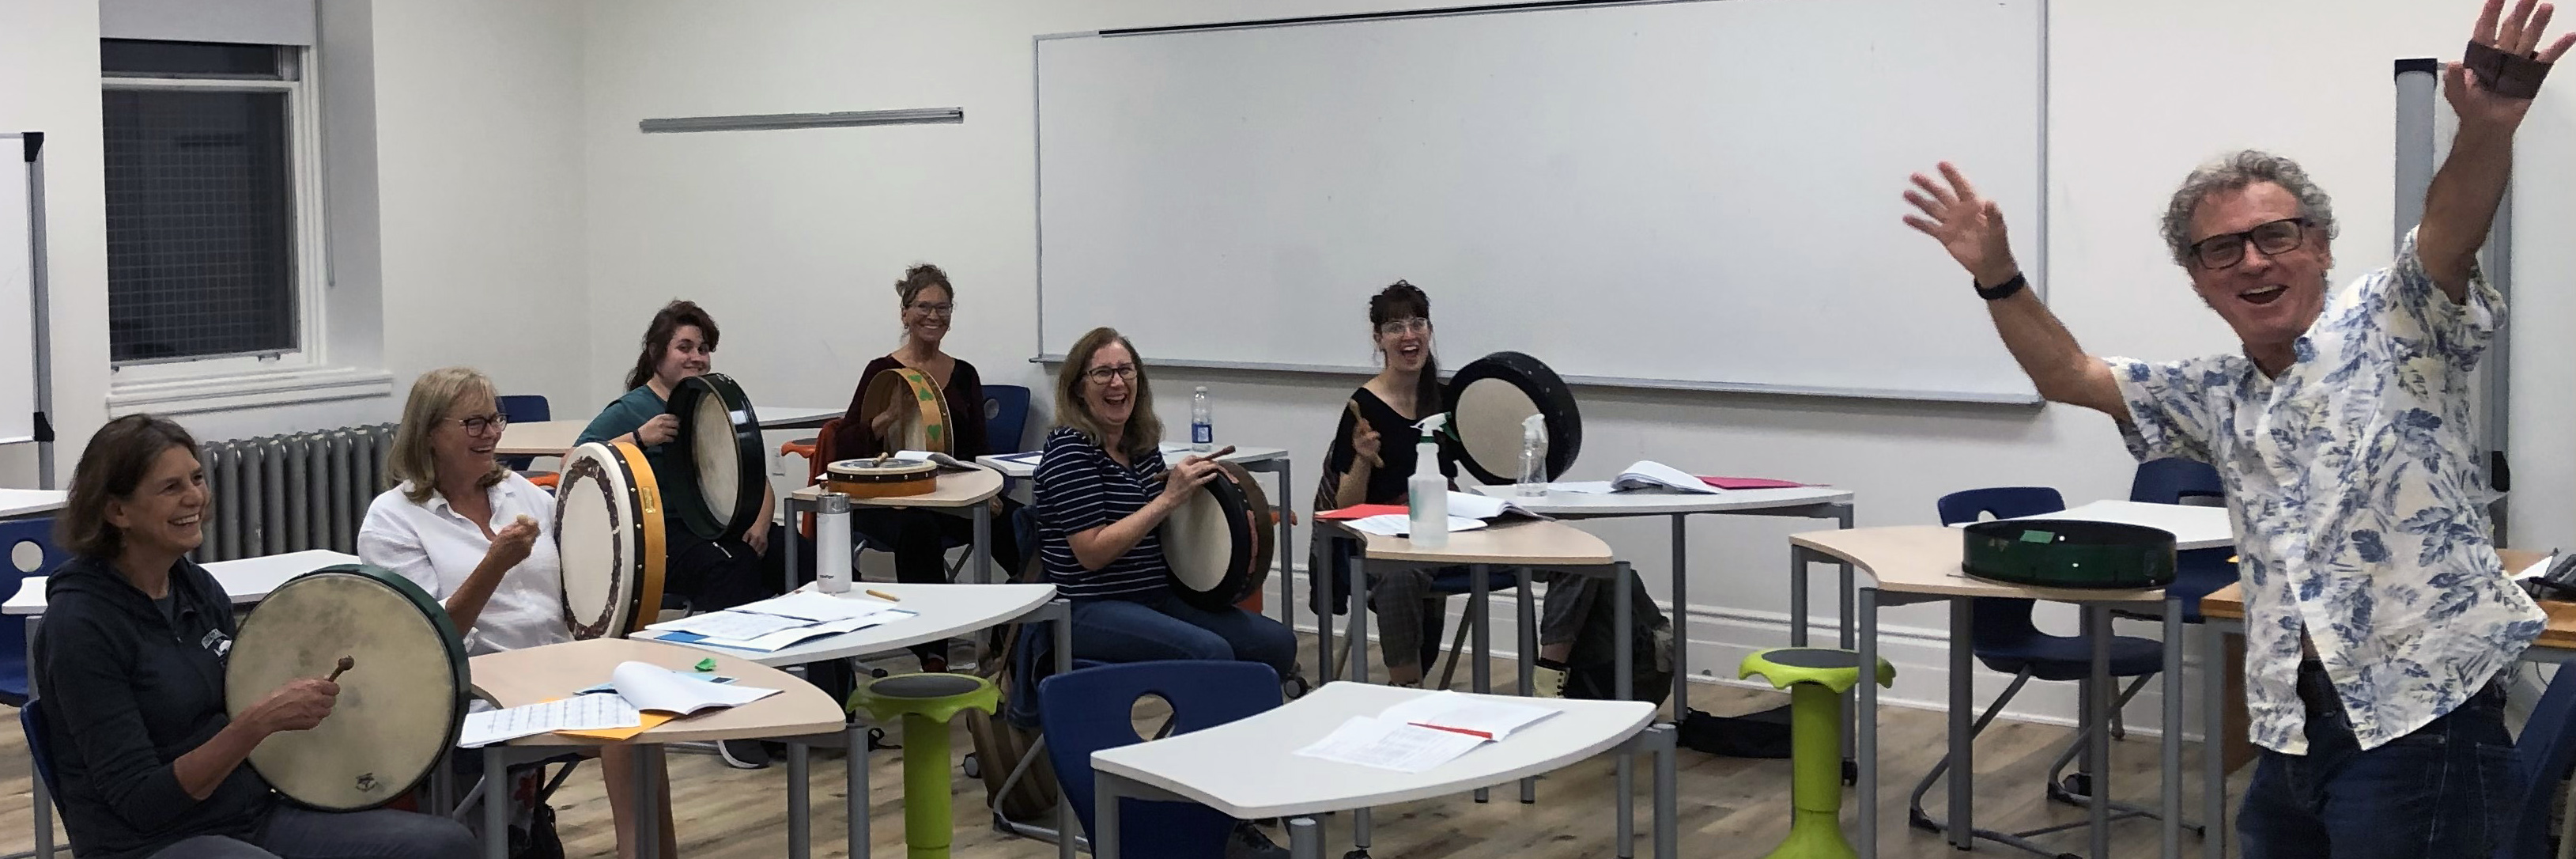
[1546,481,1618,495]
[1611,461,1720,494]
[1294,716,1488,773]
[611,661,779,715]
[459,695,643,748]
[652,612,906,652]
[2515,551,2561,581]
[1377,691,1560,742]
[733,591,905,622]
[644,609,815,639]
[1345,513,1488,538]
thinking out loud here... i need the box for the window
[102,39,323,370]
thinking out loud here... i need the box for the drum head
[860,368,954,453]
[667,373,765,542]
[1164,462,1272,611]
[225,565,466,812]
[557,442,667,639]
[1446,351,1583,485]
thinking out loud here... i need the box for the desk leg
[848,721,871,859]
[1518,566,1539,804]
[1276,460,1296,629]
[28,619,53,859]
[1355,808,1373,853]
[1670,513,1689,721]
[788,741,811,859]
[2163,599,2185,859]
[1834,503,1855,648]
[1615,562,1635,859]
[2203,622,2227,859]
[1097,774,1122,859]
[1788,547,1810,647]
[784,495,809,595]
[1472,563,1492,804]
[1346,556,1369,684]
[640,746,663,859]
[1288,817,1322,859]
[1857,588,1880,859]
[482,744,508,859]
[1946,597,1973,850]
[2087,606,2112,859]
[1055,599,1078,859]
[973,501,993,585]
[1651,724,1677,859]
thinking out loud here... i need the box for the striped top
[1033,426,1170,601]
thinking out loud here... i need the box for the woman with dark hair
[830,263,1025,672]
[35,415,475,859]
[1312,282,1592,691]
[1033,327,1298,673]
[579,301,780,766]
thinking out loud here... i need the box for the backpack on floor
[1563,566,1675,706]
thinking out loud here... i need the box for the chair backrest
[21,698,59,797]
[0,517,65,706]
[983,384,1033,455]
[495,394,553,424]
[1039,660,1282,859]
[2501,668,2576,858]
[2130,458,2223,507]
[1935,488,2066,651]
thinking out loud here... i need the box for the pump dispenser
[1410,414,1450,547]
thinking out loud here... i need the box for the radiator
[196,424,398,562]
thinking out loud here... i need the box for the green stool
[848,672,1000,859]
[1739,647,1895,859]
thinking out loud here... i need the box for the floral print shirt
[2106,229,2542,754]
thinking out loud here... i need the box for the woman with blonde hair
[358,367,677,859]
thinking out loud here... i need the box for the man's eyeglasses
[450,414,508,435]
[2189,218,2313,270]
[1084,365,1139,384]
[1377,317,1431,335]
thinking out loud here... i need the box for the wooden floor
[0,634,2246,858]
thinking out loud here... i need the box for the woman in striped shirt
[1033,327,1298,675]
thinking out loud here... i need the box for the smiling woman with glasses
[829,263,1025,672]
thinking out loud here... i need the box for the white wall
[0,0,111,485]
[576,0,2576,731]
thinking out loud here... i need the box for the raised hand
[1347,402,1384,469]
[1902,162,2020,289]
[2448,0,2575,130]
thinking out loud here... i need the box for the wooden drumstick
[325,656,355,681]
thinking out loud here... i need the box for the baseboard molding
[1275,568,2216,742]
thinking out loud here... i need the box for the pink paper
[1699,476,1811,490]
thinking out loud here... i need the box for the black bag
[1677,705,1794,758]
[1562,567,1674,706]
[509,802,565,859]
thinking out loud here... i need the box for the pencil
[865,588,901,602]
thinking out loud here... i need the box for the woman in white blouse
[357,366,676,859]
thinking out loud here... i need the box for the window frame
[100,44,331,382]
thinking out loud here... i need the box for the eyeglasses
[1377,317,1431,335]
[1083,365,1139,384]
[908,301,955,316]
[2189,218,2313,270]
[449,414,508,435]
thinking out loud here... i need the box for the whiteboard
[1036,0,2046,403]
[0,134,37,443]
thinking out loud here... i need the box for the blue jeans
[2239,660,2515,859]
[1070,592,1300,677]
[149,806,476,858]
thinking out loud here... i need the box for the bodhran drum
[225,564,466,811]
[1960,520,2176,590]
[824,456,941,498]
[556,441,668,639]
[1161,461,1273,611]
[1445,351,1583,485]
[860,367,953,454]
[667,372,766,542]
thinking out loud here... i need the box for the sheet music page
[458,695,644,747]
[733,591,905,622]
[1292,716,1487,773]
[644,609,815,640]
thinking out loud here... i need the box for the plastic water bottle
[1409,415,1451,548]
[1191,386,1213,452]
[1517,413,1548,497]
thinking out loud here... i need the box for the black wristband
[1975,273,2027,301]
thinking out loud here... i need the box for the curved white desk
[1090,682,1674,859]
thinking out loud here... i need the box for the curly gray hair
[2159,149,2337,268]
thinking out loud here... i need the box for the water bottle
[816,493,853,594]
[1517,413,1548,497]
[1191,386,1213,452]
[1409,415,1451,547]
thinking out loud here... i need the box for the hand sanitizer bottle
[1409,414,1450,548]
